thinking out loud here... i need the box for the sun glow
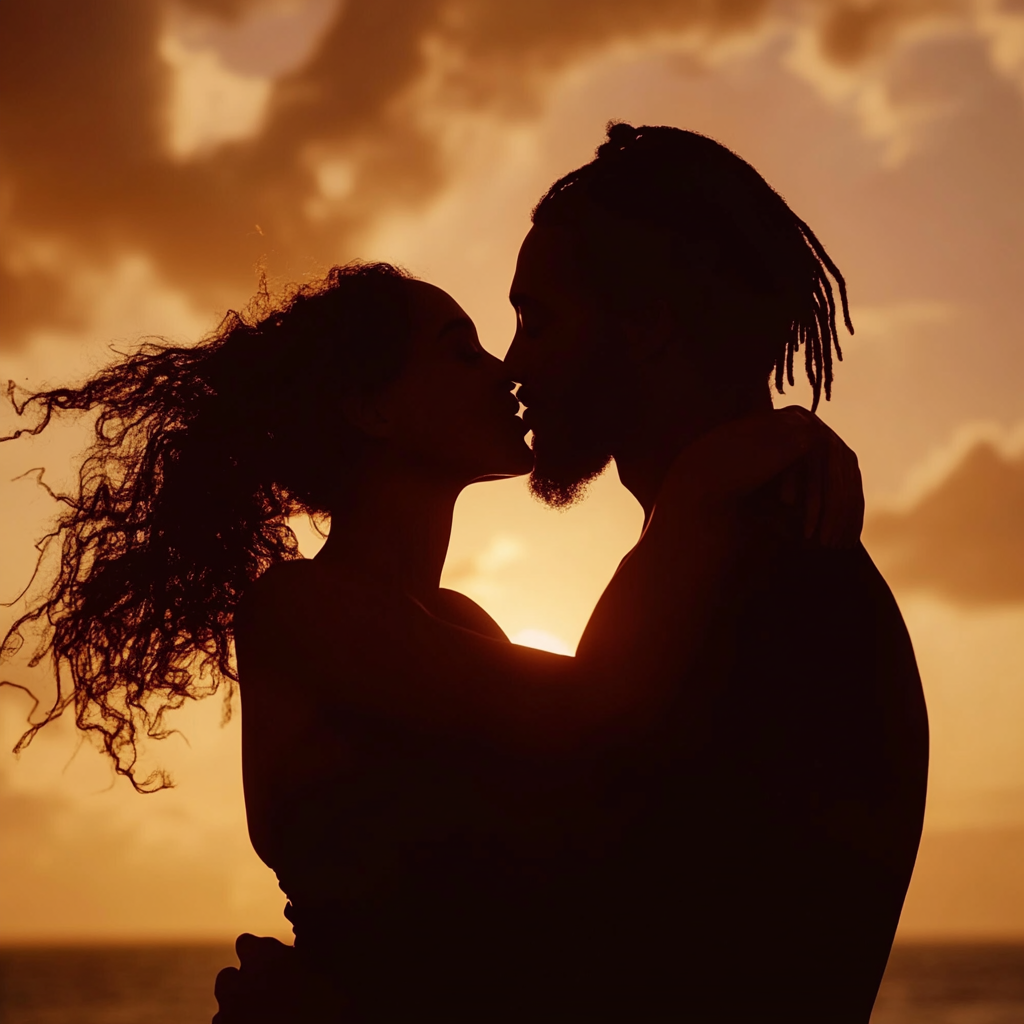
[510,628,575,656]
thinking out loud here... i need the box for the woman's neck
[315,465,462,603]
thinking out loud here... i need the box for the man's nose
[502,332,528,383]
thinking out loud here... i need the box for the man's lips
[516,387,545,432]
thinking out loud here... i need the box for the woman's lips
[500,399,530,434]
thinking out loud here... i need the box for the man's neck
[614,385,774,526]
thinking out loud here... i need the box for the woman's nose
[483,349,514,387]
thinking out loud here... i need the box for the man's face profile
[505,224,628,508]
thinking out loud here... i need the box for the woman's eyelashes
[454,334,485,364]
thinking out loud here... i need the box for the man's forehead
[510,224,582,299]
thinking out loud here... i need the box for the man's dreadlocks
[532,122,853,411]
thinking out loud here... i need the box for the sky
[1,0,1023,942]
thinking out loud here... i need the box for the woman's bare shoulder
[235,559,400,665]
[237,560,328,633]
[239,558,323,610]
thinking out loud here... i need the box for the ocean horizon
[1,940,1022,1023]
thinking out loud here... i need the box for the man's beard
[527,403,617,509]
[524,324,630,509]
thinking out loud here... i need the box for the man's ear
[339,392,394,439]
[621,299,675,363]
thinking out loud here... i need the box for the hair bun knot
[597,121,640,158]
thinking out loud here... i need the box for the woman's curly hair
[1,262,415,790]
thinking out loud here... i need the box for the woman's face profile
[366,281,533,483]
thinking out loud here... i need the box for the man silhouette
[504,123,929,1023]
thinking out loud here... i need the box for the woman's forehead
[406,280,465,323]
[400,280,477,359]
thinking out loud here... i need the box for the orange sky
[1,0,1023,942]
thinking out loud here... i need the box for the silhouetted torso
[256,541,926,1023]
[557,539,929,1023]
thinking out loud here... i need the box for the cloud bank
[3,0,1015,347]
[866,440,1024,604]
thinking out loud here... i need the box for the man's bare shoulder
[793,541,912,637]
[432,588,509,641]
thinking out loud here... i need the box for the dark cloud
[0,0,942,348]
[865,441,1024,604]
[818,0,958,66]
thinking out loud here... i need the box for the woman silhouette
[2,262,860,1021]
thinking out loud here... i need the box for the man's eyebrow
[508,292,533,308]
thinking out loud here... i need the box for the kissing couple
[4,123,928,1022]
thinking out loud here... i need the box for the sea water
[1,943,1023,1023]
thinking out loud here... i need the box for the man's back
[584,540,929,1022]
